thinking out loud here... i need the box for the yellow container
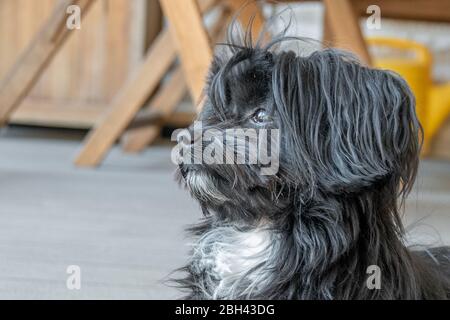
[367,37,432,129]
[367,37,450,154]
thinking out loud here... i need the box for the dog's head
[176,34,422,223]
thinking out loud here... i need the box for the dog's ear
[273,50,422,195]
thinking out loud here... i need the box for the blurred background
[0,0,449,299]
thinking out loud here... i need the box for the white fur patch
[186,171,229,204]
[190,225,276,299]
[214,229,269,277]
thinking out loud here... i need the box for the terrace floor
[0,127,449,299]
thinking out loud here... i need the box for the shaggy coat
[174,25,450,299]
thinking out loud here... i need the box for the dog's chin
[180,168,230,206]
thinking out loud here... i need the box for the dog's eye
[251,109,271,124]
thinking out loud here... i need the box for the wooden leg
[74,29,176,167]
[122,5,231,153]
[322,6,334,46]
[0,0,96,126]
[74,0,217,166]
[160,0,213,107]
[144,0,163,51]
[323,0,372,65]
[122,67,187,153]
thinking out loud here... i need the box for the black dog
[174,25,450,299]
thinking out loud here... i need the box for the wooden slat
[351,0,450,23]
[74,0,216,166]
[0,0,96,127]
[280,0,450,22]
[103,0,142,100]
[126,110,196,129]
[144,0,163,51]
[198,0,221,14]
[10,98,106,128]
[1,0,145,128]
[74,29,176,166]
[5,0,144,106]
[160,111,196,128]
[322,5,333,45]
[160,0,213,106]
[122,4,231,153]
[323,0,372,65]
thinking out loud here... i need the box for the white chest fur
[190,225,275,299]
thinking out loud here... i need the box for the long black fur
[173,17,450,299]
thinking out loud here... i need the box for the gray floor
[0,127,449,299]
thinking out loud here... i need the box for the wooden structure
[0,0,149,128]
[0,0,449,167]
